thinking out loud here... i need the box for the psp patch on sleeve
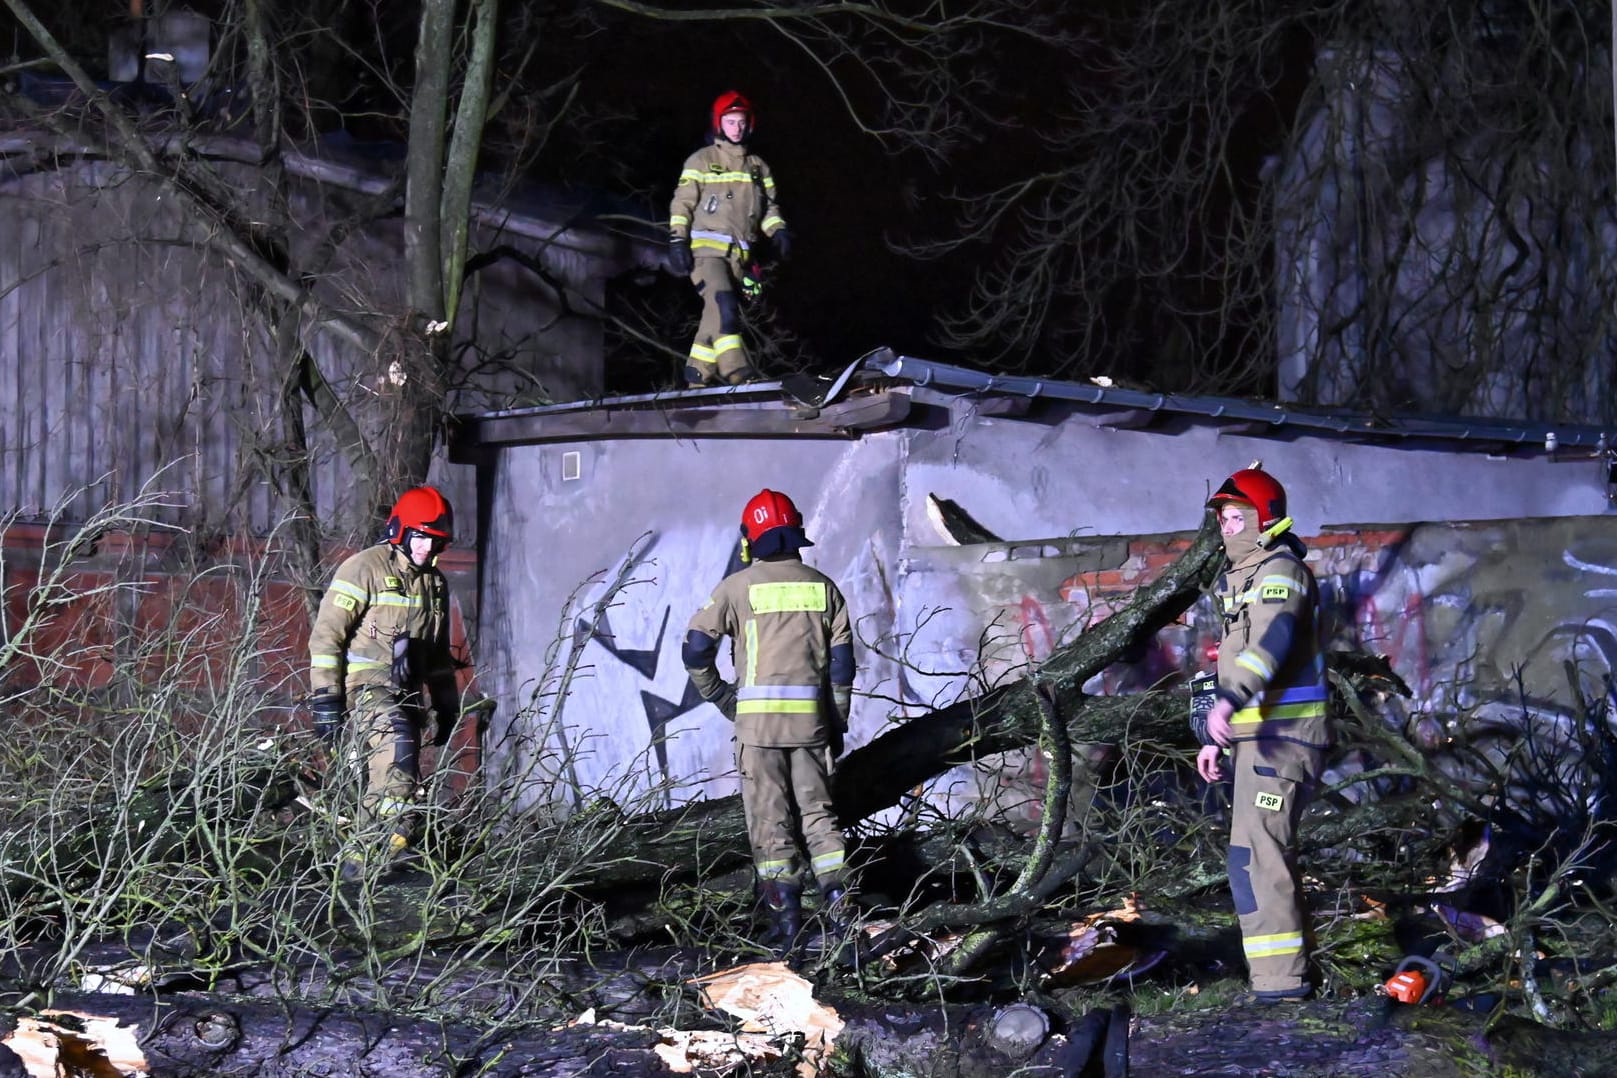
[1255,791,1285,812]
[334,594,358,612]
[1260,583,1289,602]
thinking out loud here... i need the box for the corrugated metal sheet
[460,348,1613,455]
[0,145,652,542]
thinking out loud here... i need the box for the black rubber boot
[684,364,721,388]
[759,880,803,954]
[820,883,850,930]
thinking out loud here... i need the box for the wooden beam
[452,392,911,453]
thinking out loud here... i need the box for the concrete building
[453,350,1617,819]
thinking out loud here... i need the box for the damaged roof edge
[453,346,1612,455]
[869,352,1612,452]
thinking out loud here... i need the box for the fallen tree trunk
[573,517,1227,887]
[835,516,1225,823]
[0,986,683,1078]
[7,980,1615,1078]
[19,938,721,1028]
[835,995,1617,1078]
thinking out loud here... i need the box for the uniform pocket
[1252,743,1319,792]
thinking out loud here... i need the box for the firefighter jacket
[686,555,851,748]
[1213,531,1328,748]
[668,139,786,261]
[309,543,456,707]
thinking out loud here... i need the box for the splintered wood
[2,1011,149,1077]
[690,960,844,1077]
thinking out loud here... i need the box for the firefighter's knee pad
[716,292,741,334]
[390,711,419,777]
[1228,845,1257,915]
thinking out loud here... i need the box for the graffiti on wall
[912,519,1617,831]
[546,530,760,805]
[511,513,1617,819]
[575,603,706,783]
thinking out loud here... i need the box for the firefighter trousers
[687,257,754,384]
[1228,736,1322,994]
[738,742,846,890]
[348,687,425,846]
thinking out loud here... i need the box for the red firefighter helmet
[711,90,755,137]
[1207,467,1287,530]
[384,485,454,545]
[741,488,802,542]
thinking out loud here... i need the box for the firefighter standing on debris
[667,91,790,389]
[1194,465,1328,1003]
[308,486,464,882]
[683,490,854,949]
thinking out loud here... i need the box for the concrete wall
[478,434,906,812]
[474,399,1615,815]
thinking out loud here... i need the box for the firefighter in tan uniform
[308,486,464,881]
[1195,466,1328,1003]
[667,92,790,388]
[683,489,853,949]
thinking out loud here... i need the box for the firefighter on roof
[667,91,790,389]
[1195,464,1328,1003]
[683,489,854,951]
[308,486,465,882]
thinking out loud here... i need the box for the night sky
[543,6,1012,380]
[0,1,1298,394]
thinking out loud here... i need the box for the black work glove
[430,684,460,747]
[668,238,694,276]
[770,228,792,262]
[712,682,738,722]
[688,665,737,721]
[829,684,851,758]
[309,691,345,745]
[1188,670,1217,746]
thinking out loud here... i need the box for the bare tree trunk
[837,516,1223,823]
[567,516,1226,889]
[0,987,678,1078]
[442,0,500,328]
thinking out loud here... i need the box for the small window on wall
[562,451,582,482]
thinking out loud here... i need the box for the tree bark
[581,516,1225,886]
[8,982,1612,1078]
[0,987,682,1078]
[404,0,454,325]
[441,0,500,329]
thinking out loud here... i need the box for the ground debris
[1126,996,1617,1078]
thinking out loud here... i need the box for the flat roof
[451,347,1612,460]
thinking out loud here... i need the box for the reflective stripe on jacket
[687,556,850,747]
[668,140,785,258]
[309,543,455,701]
[1214,541,1328,747]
